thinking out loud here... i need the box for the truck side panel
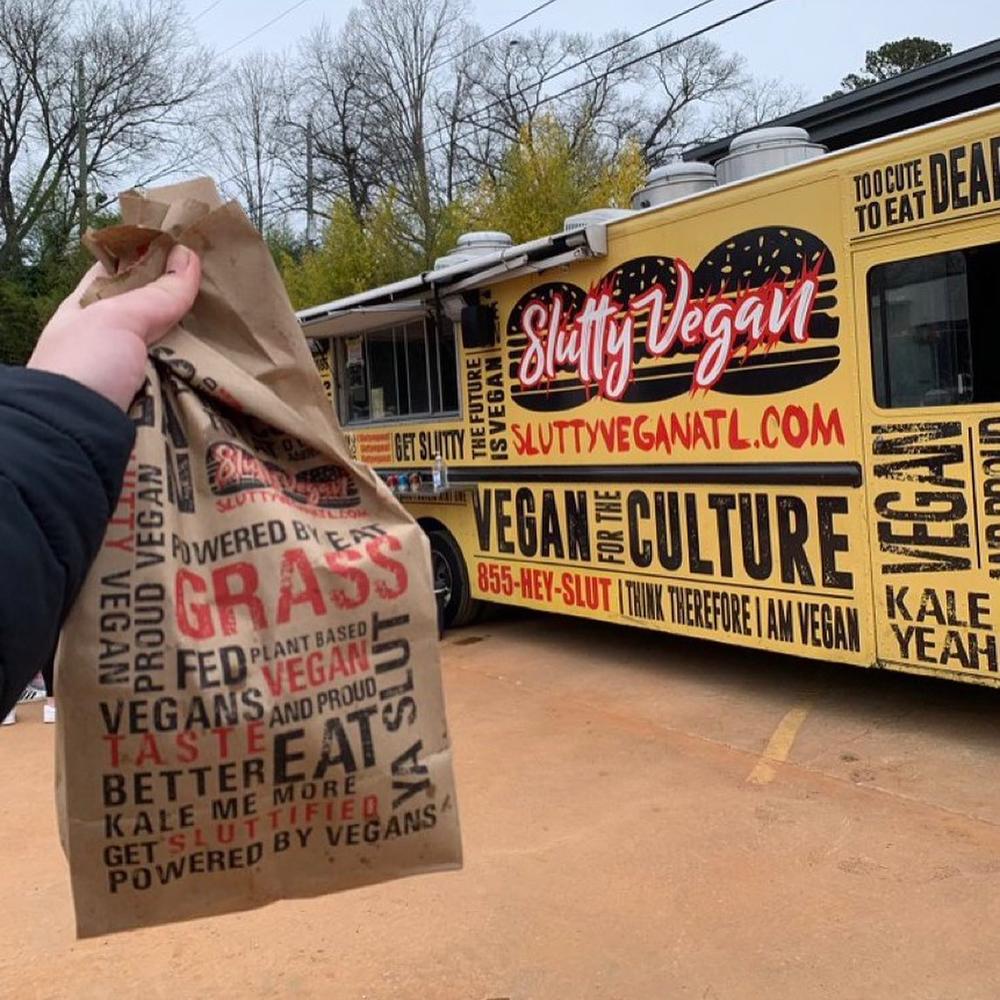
[847,118,1000,686]
[322,105,1000,685]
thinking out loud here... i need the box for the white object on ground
[17,686,45,705]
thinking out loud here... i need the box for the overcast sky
[189,0,998,104]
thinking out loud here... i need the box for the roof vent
[562,208,634,232]
[456,230,513,252]
[433,230,513,270]
[715,126,825,185]
[631,159,717,209]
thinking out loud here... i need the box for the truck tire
[428,528,483,628]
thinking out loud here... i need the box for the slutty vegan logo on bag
[206,441,360,509]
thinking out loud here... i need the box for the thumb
[99,243,202,345]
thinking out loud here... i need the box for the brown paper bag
[54,179,461,939]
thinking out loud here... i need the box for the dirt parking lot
[3,610,1000,999]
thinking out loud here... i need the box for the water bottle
[433,452,448,490]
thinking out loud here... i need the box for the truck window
[338,316,459,423]
[868,240,1000,408]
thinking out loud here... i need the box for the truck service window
[868,240,1000,408]
[339,317,459,424]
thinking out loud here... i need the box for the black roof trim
[686,38,1000,163]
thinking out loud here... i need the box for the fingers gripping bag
[54,179,462,938]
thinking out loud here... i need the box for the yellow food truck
[298,104,1000,687]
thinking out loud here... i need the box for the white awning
[300,300,429,339]
[295,222,607,331]
[445,246,592,292]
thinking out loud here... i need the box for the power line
[193,0,225,22]
[104,0,308,208]
[310,0,565,150]
[423,0,782,160]
[433,0,561,72]
[219,0,558,199]
[173,0,306,192]
[219,0,311,56]
[292,0,779,227]
[140,0,782,226]
[418,0,724,152]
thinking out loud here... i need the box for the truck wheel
[428,529,483,628]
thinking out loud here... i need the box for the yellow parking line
[747,702,813,785]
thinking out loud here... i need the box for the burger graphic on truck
[509,226,839,410]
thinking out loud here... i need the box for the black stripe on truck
[382,463,863,488]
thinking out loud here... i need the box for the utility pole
[305,113,315,245]
[76,56,88,234]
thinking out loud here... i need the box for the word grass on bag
[55,178,461,939]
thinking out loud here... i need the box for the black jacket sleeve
[0,366,135,719]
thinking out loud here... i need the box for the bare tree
[633,35,744,164]
[284,9,804,253]
[430,22,480,202]
[438,27,801,179]
[442,29,648,184]
[715,77,805,136]
[351,0,468,262]
[295,20,381,218]
[0,0,212,270]
[634,35,802,158]
[209,51,291,231]
[455,32,604,171]
[559,33,647,160]
[465,33,584,144]
[294,0,471,259]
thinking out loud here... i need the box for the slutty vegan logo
[206,441,359,509]
[517,257,823,398]
[508,226,840,411]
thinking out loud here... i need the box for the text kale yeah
[517,257,824,398]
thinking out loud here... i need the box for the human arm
[0,243,200,719]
